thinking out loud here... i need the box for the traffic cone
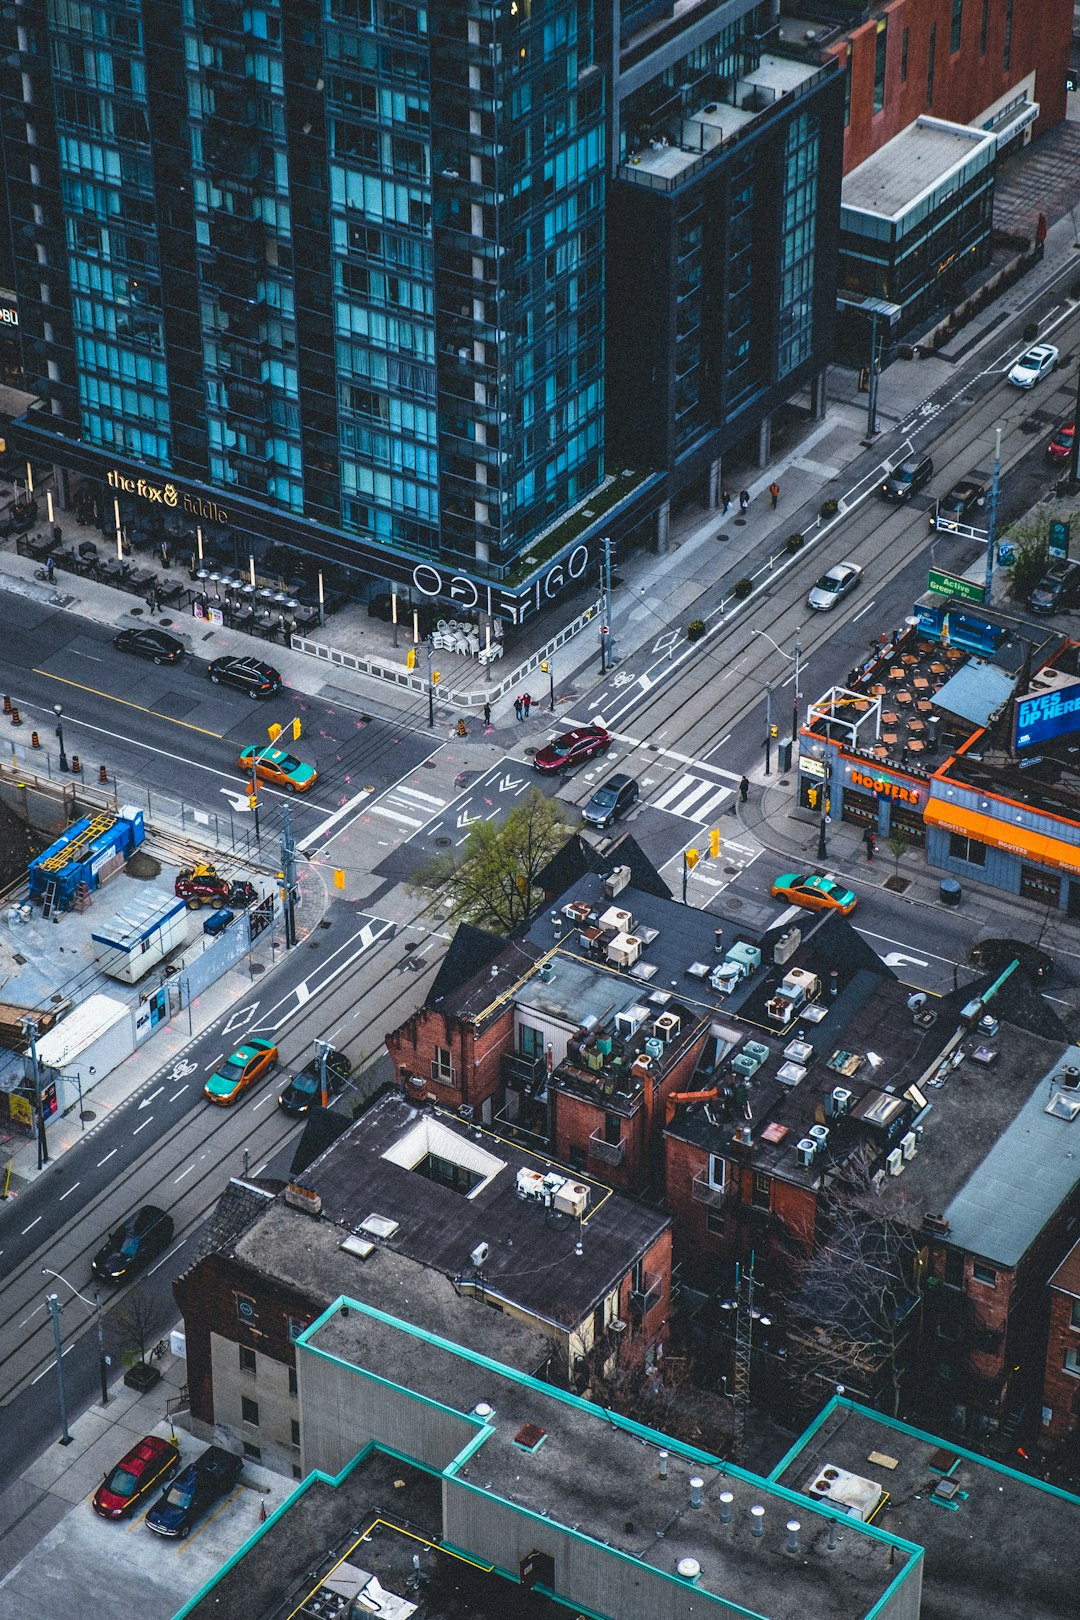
[70,753,81,773]
[2,694,9,714]
[30,731,40,748]
[98,764,108,784]
[10,707,21,726]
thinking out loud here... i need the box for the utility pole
[764,684,772,777]
[792,641,802,752]
[94,1287,108,1405]
[24,1016,49,1169]
[730,1256,757,1464]
[866,308,880,439]
[280,805,299,949]
[983,426,1002,606]
[817,737,832,862]
[426,638,435,730]
[45,1294,72,1445]
[316,1037,329,1105]
[600,536,614,673]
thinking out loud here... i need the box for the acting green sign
[927,569,984,603]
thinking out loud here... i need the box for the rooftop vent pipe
[689,1476,703,1509]
[786,1520,800,1553]
[719,1491,733,1523]
[750,1505,765,1537]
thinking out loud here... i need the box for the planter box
[123,1361,162,1392]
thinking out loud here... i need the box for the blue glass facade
[0,0,842,621]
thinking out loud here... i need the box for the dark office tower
[0,1,840,628]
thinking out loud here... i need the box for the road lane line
[148,1239,187,1274]
[21,1216,41,1234]
[850,597,877,623]
[132,1116,153,1134]
[97,1148,117,1167]
[169,1086,189,1102]
[58,1182,81,1201]
[32,668,223,737]
[174,1164,196,1183]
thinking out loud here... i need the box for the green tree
[1004,504,1056,601]
[409,787,570,932]
[886,829,910,880]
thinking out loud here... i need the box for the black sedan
[207,655,283,698]
[879,453,933,503]
[92,1205,175,1284]
[113,627,186,665]
[145,1445,243,1539]
[278,1048,351,1116]
[583,772,639,829]
[971,938,1053,984]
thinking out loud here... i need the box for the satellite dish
[907,992,928,1012]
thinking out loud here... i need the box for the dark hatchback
[145,1445,243,1539]
[582,772,639,829]
[277,1048,351,1116]
[880,453,933,503]
[971,937,1053,983]
[92,1205,175,1284]
[1027,561,1080,615]
[113,627,186,665]
[207,655,283,698]
[934,478,984,529]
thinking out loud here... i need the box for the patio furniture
[894,690,911,705]
[881,732,898,747]
[916,699,933,713]
[913,675,929,691]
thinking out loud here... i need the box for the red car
[92,1434,180,1519]
[1047,421,1075,463]
[533,726,612,774]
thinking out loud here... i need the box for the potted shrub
[785,532,804,554]
[819,497,839,519]
[687,618,706,641]
[732,577,753,600]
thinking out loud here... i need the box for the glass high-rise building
[0,0,841,627]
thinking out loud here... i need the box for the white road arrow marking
[884,951,929,968]
[497,774,526,793]
[220,787,252,813]
[138,1086,163,1109]
[456,808,481,828]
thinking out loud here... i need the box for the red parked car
[92,1434,180,1519]
[532,726,612,775]
[1047,421,1075,463]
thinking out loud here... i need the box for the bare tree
[115,1285,157,1370]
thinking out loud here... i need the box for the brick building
[1044,1240,1080,1453]
[174,1094,672,1474]
[817,0,1070,173]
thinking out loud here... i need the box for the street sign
[1049,519,1070,560]
[927,568,983,603]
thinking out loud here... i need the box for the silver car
[807,562,862,611]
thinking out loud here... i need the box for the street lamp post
[45,1293,73,1445]
[53,702,68,772]
[751,629,803,760]
[816,738,832,862]
[42,1266,109,1407]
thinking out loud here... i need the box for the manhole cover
[159,617,173,627]
[715,533,730,542]
[319,919,332,929]
[435,835,452,847]
[250,962,266,975]
[50,991,63,1003]
[130,606,143,615]
[726,898,743,910]
[80,1108,96,1122]
[360,714,372,723]
[779,777,790,786]
[734,518,747,527]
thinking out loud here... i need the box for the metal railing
[629,1273,663,1319]
[588,1128,626,1167]
[692,1168,725,1207]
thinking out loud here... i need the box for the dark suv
[207,655,282,698]
[880,453,933,503]
[933,478,984,530]
[145,1445,243,1539]
[277,1048,352,1116]
[1027,560,1080,615]
[583,773,640,829]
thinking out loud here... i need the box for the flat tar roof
[842,117,995,221]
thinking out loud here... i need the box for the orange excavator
[664,1087,720,1128]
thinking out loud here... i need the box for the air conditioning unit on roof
[886,1147,904,1175]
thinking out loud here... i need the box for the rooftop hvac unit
[712,961,747,995]
[1060,1065,1080,1091]
[900,1130,918,1161]
[599,905,634,935]
[607,932,642,967]
[766,994,794,1023]
[516,1167,546,1200]
[616,1007,647,1039]
[886,1148,904,1176]
[644,1037,664,1061]
[654,1011,682,1043]
[826,1086,853,1118]
[809,1124,829,1154]
[553,1180,590,1218]
[772,927,801,966]
[783,967,821,998]
[795,1138,817,1168]
[609,1317,627,1336]
[726,941,761,972]
[871,1169,886,1194]
[604,864,632,898]
[538,962,556,982]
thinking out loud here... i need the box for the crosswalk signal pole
[280,804,299,949]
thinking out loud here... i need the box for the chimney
[689,1476,703,1509]
[750,1505,765,1537]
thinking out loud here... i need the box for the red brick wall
[614,1228,674,1369]
[827,0,1070,175]
[664,1133,818,1287]
[1043,1286,1080,1444]
[385,1003,514,1115]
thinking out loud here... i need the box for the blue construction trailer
[28,806,145,910]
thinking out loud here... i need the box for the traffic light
[248,793,258,810]
[291,717,302,741]
[770,724,779,739]
[334,867,346,891]
[685,847,700,870]
[709,828,720,858]
[406,647,416,670]
[807,786,819,810]
[540,660,549,674]
[267,722,283,742]
[432,671,441,685]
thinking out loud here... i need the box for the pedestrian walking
[522,692,532,717]
[45,554,55,584]
[739,775,749,803]
[863,827,876,863]
[514,696,524,722]
[483,701,492,727]
[721,488,732,516]
[147,587,158,616]
[739,489,750,515]
[159,539,170,568]
[768,480,780,509]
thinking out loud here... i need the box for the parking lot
[0,1350,292,1620]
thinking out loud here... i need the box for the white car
[1007,343,1059,389]
[807,561,862,611]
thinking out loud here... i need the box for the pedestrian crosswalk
[369,783,448,828]
[652,772,733,824]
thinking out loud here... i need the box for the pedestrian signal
[685,848,700,870]
[540,660,549,674]
[709,828,720,858]
[406,648,416,670]
[433,671,441,685]
[248,794,258,810]
[770,724,779,739]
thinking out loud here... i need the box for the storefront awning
[924,798,1080,876]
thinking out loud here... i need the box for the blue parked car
[145,1445,243,1539]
